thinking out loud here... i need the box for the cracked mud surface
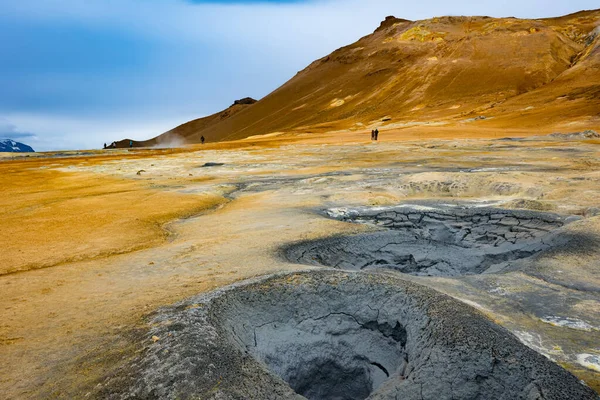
[98,271,597,400]
[285,205,568,276]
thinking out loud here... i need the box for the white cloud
[0,118,37,140]
[4,1,597,72]
[3,112,201,151]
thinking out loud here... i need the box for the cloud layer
[0,118,36,140]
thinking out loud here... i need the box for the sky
[1,0,598,151]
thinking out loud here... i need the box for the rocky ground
[0,129,599,398]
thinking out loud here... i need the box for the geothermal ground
[1,127,600,398]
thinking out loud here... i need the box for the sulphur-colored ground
[1,126,599,398]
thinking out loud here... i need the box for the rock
[585,26,600,46]
[375,16,410,32]
[578,354,600,373]
[585,207,600,217]
[464,116,487,122]
[201,162,225,167]
[565,215,583,223]
[232,97,257,106]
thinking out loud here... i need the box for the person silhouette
[201,136,205,144]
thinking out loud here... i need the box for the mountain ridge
[112,9,600,148]
[0,139,35,153]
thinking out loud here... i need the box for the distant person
[374,128,379,141]
[103,143,107,149]
[201,136,205,145]
[371,130,375,141]
[129,140,133,148]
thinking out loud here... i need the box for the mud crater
[285,206,567,276]
[248,312,406,399]
[102,271,597,399]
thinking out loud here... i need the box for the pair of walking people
[371,128,379,141]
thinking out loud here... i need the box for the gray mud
[98,271,597,399]
[285,206,568,276]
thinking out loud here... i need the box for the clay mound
[97,271,597,399]
[119,10,599,146]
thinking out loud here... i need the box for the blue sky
[1,0,598,151]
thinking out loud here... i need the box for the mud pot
[285,205,571,276]
[98,271,596,399]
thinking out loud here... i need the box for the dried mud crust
[97,271,597,399]
[285,206,569,276]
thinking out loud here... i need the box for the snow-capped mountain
[0,139,35,153]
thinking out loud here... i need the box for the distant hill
[110,98,257,148]
[114,9,600,147]
[0,139,35,153]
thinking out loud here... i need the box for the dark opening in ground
[248,313,407,399]
[285,206,567,276]
[213,272,594,399]
[100,271,597,399]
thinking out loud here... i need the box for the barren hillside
[117,10,600,147]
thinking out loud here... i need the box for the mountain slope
[483,14,600,129]
[0,139,35,153]
[121,10,600,146]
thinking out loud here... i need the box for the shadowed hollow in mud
[98,271,597,399]
[285,206,569,276]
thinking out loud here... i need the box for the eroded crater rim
[100,271,598,400]
[285,205,570,276]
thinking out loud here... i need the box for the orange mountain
[115,10,600,147]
